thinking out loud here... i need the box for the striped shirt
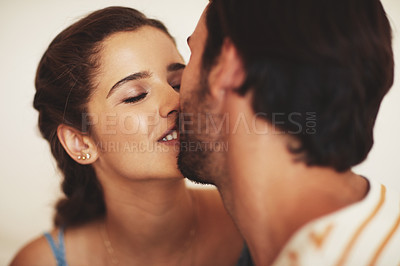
[273,177,400,266]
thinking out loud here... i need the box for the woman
[11,6,243,266]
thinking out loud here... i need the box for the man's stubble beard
[177,77,228,186]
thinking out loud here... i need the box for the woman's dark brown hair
[33,6,174,227]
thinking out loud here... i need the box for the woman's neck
[100,177,197,263]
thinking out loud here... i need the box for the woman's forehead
[99,27,182,68]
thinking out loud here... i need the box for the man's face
[178,8,228,186]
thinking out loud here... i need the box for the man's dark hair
[203,0,394,171]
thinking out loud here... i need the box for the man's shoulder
[273,179,400,266]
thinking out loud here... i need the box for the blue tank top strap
[236,243,254,266]
[44,227,68,266]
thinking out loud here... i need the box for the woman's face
[87,26,185,181]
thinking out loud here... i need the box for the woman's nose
[159,84,180,118]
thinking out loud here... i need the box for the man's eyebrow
[106,71,151,99]
[167,63,186,72]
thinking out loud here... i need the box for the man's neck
[224,121,368,265]
[232,170,368,264]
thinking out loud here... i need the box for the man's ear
[209,38,246,100]
[57,124,99,165]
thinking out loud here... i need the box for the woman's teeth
[162,130,178,142]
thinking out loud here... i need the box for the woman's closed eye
[123,92,148,104]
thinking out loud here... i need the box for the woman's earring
[78,152,91,160]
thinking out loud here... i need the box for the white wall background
[0,0,398,264]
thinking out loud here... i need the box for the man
[178,0,400,265]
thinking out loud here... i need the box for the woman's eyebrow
[106,71,152,99]
[167,63,185,72]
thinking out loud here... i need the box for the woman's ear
[57,124,99,165]
[208,38,246,100]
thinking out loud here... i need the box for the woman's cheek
[110,112,157,147]
[136,112,160,139]
[115,112,142,136]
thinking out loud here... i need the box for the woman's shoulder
[10,229,58,266]
[11,222,102,266]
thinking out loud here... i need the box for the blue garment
[236,243,254,266]
[44,227,68,266]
